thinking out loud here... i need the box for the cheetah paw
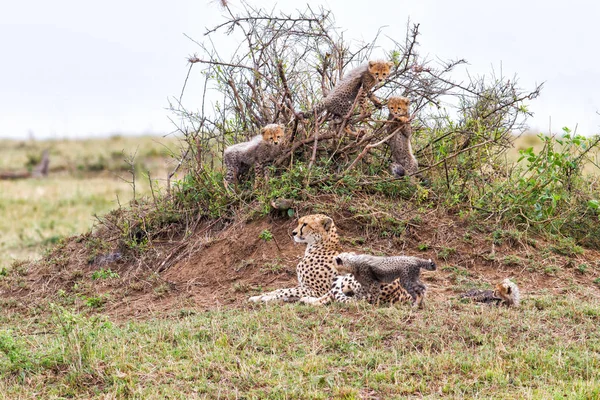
[248,295,263,303]
[299,296,323,305]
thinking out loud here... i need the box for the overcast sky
[1,0,599,139]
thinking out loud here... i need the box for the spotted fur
[495,278,521,307]
[332,252,435,308]
[386,96,418,177]
[460,289,503,305]
[303,60,393,120]
[460,278,521,307]
[223,124,285,190]
[248,214,340,303]
[249,214,412,306]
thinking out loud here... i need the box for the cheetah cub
[223,124,286,190]
[494,278,520,307]
[459,289,502,305]
[460,278,521,307]
[302,60,394,120]
[334,252,436,308]
[386,96,418,178]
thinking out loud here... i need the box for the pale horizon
[1,0,599,139]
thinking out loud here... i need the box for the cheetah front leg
[368,92,383,110]
[253,162,265,190]
[299,292,333,306]
[223,159,239,192]
[357,87,371,119]
[248,286,317,303]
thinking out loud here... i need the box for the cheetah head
[387,96,410,117]
[494,279,512,298]
[292,214,335,245]
[368,60,394,82]
[334,252,358,275]
[261,124,286,145]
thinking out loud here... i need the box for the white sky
[1,0,599,139]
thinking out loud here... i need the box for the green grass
[0,135,178,271]
[0,297,599,399]
[1,134,599,399]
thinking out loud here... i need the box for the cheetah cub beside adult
[334,252,436,308]
[223,124,286,190]
[302,60,394,120]
[386,96,419,178]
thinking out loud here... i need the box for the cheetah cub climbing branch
[223,124,286,190]
[386,96,418,178]
[334,252,436,308]
[302,60,394,120]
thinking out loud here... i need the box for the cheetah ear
[387,61,394,69]
[368,60,375,68]
[321,216,333,232]
[335,256,343,266]
[506,286,512,295]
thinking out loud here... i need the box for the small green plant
[91,268,120,280]
[261,259,287,273]
[577,264,589,274]
[259,229,274,242]
[232,281,250,293]
[417,243,430,251]
[84,295,107,308]
[593,277,600,286]
[0,330,34,376]
[501,255,523,267]
[438,247,456,261]
[549,237,584,257]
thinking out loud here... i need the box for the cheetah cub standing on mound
[301,60,394,120]
[223,124,286,190]
[334,252,436,308]
[386,96,418,178]
[461,278,521,307]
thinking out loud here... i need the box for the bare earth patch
[2,210,599,320]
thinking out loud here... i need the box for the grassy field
[1,295,599,398]
[1,134,600,399]
[0,135,179,271]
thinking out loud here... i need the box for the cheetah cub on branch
[301,60,394,120]
[334,252,436,308]
[460,278,521,307]
[386,96,418,178]
[223,124,285,190]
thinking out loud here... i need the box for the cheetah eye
[299,222,307,235]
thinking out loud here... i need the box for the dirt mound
[2,210,599,319]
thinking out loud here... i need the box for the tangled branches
[169,1,542,191]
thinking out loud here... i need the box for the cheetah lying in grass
[248,214,412,306]
[460,278,521,307]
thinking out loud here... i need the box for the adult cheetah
[248,214,341,303]
[247,214,412,306]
